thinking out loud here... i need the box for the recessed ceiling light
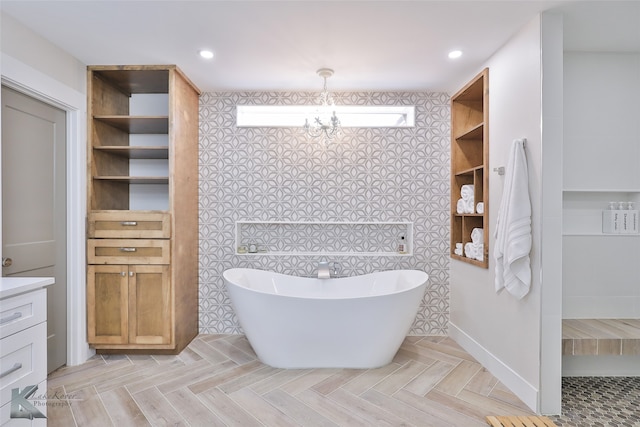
[448,50,463,59]
[199,50,214,59]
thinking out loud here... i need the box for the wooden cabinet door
[128,265,171,345]
[87,265,128,344]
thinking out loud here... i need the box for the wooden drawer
[0,322,47,409]
[88,211,170,238]
[0,289,46,340]
[87,239,170,265]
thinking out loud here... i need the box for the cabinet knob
[2,257,12,267]
[121,272,126,277]
[129,271,134,277]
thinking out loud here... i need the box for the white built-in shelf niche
[235,221,413,256]
[563,190,640,236]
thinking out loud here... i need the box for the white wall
[563,52,640,318]
[1,13,85,94]
[449,14,550,413]
[1,11,90,365]
[563,53,640,191]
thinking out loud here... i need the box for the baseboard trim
[562,355,640,376]
[449,321,539,413]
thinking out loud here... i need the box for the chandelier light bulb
[303,68,342,145]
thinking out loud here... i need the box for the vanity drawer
[87,239,170,265]
[88,211,170,239]
[0,322,47,408]
[0,289,46,340]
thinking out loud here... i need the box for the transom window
[236,105,415,128]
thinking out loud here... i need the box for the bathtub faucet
[318,261,340,279]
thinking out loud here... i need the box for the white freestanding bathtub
[223,268,429,369]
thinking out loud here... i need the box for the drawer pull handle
[120,221,138,226]
[0,312,22,325]
[0,362,22,379]
[119,247,137,252]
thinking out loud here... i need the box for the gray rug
[550,377,640,427]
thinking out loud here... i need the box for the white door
[1,86,67,373]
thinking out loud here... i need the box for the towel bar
[493,138,526,176]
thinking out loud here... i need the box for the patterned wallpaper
[198,91,451,335]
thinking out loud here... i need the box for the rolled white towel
[464,242,475,258]
[476,202,484,214]
[474,244,484,262]
[460,185,474,213]
[461,184,474,201]
[471,228,484,244]
[454,243,463,256]
[456,199,465,214]
[464,199,475,213]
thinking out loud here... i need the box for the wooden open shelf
[450,68,489,268]
[454,123,483,141]
[93,116,169,134]
[93,176,169,184]
[93,146,169,159]
[88,67,170,94]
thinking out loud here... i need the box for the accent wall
[198,91,451,335]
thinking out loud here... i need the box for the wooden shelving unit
[86,65,200,354]
[450,68,489,268]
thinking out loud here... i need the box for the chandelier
[304,68,342,144]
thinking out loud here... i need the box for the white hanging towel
[494,139,532,299]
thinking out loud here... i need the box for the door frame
[1,53,92,366]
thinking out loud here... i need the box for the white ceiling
[1,1,639,93]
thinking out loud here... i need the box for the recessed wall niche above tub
[235,221,413,256]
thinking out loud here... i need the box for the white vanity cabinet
[0,278,53,426]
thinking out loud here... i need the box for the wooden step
[562,318,640,356]
[486,415,558,427]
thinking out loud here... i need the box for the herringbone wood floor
[47,334,533,426]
